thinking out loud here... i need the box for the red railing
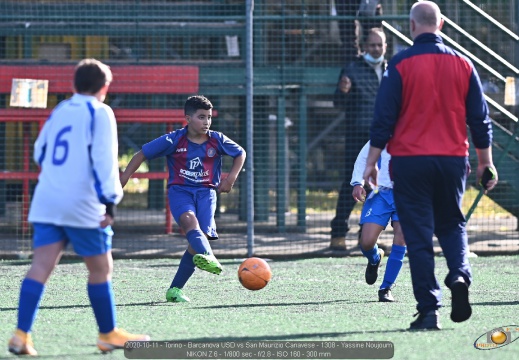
[0,114,187,236]
[0,65,199,235]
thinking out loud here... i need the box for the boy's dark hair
[185,95,213,116]
[74,58,112,94]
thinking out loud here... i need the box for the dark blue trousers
[391,156,473,313]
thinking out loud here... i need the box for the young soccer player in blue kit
[8,59,150,356]
[120,95,246,303]
[351,141,407,302]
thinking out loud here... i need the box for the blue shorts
[360,188,399,228]
[168,185,218,239]
[32,223,113,257]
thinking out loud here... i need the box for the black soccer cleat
[365,248,384,285]
[378,288,395,302]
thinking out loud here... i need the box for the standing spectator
[363,1,498,330]
[330,27,387,250]
[7,59,150,356]
[335,0,383,62]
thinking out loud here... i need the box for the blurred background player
[351,141,406,302]
[120,95,246,303]
[330,27,387,250]
[8,58,150,356]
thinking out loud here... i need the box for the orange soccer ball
[238,257,272,290]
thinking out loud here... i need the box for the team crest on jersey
[189,157,202,169]
[207,147,216,157]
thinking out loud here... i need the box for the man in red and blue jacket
[362,1,498,330]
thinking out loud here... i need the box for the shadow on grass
[472,300,519,306]
[0,301,161,312]
[193,299,386,309]
[3,299,517,313]
[0,259,85,266]
[144,258,244,268]
[18,351,107,360]
[164,328,456,342]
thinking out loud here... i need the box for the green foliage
[288,187,509,216]
[119,150,149,194]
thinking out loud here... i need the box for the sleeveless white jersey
[350,141,393,189]
[28,93,123,228]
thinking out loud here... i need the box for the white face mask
[363,52,384,65]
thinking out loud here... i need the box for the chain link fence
[0,0,517,258]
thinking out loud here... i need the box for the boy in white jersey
[351,141,407,302]
[8,59,149,356]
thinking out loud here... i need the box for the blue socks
[170,251,195,289]
[169,230,210,291]
[87,282,116,334]
[380,244,407,290]
[186,229,211,255]
[17,278,45,333]
[18,278,117,334]
[361,244,381,265]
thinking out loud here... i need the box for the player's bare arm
[120,150,147,188]
[218,153,246,193]
[363,146,383,190]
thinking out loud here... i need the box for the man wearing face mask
[335,0,383,62]
[330,27,387,251]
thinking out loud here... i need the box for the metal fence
[0,0,518,258]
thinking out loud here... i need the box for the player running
[351,141,407,302]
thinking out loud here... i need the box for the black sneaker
[365,248,384,285]
[378,288,395,302]
[450,279,472,323]
[409,310,442,330]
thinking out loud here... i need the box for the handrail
[382,21,506,82]
[381,21,517,124]
[381,21,413,46]
[461,0,519,41]
[442,15,519,75]
[484,96,519,123]
[440,32,507,82]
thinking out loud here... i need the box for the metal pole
[246,0,255,257]
[297,94,307,229]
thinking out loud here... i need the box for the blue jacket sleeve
[370,62,402,149]
[466,67,492,149]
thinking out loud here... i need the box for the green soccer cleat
[166,287,190,303]
[193,253,223,275]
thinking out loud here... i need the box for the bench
[0,64,199,235]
